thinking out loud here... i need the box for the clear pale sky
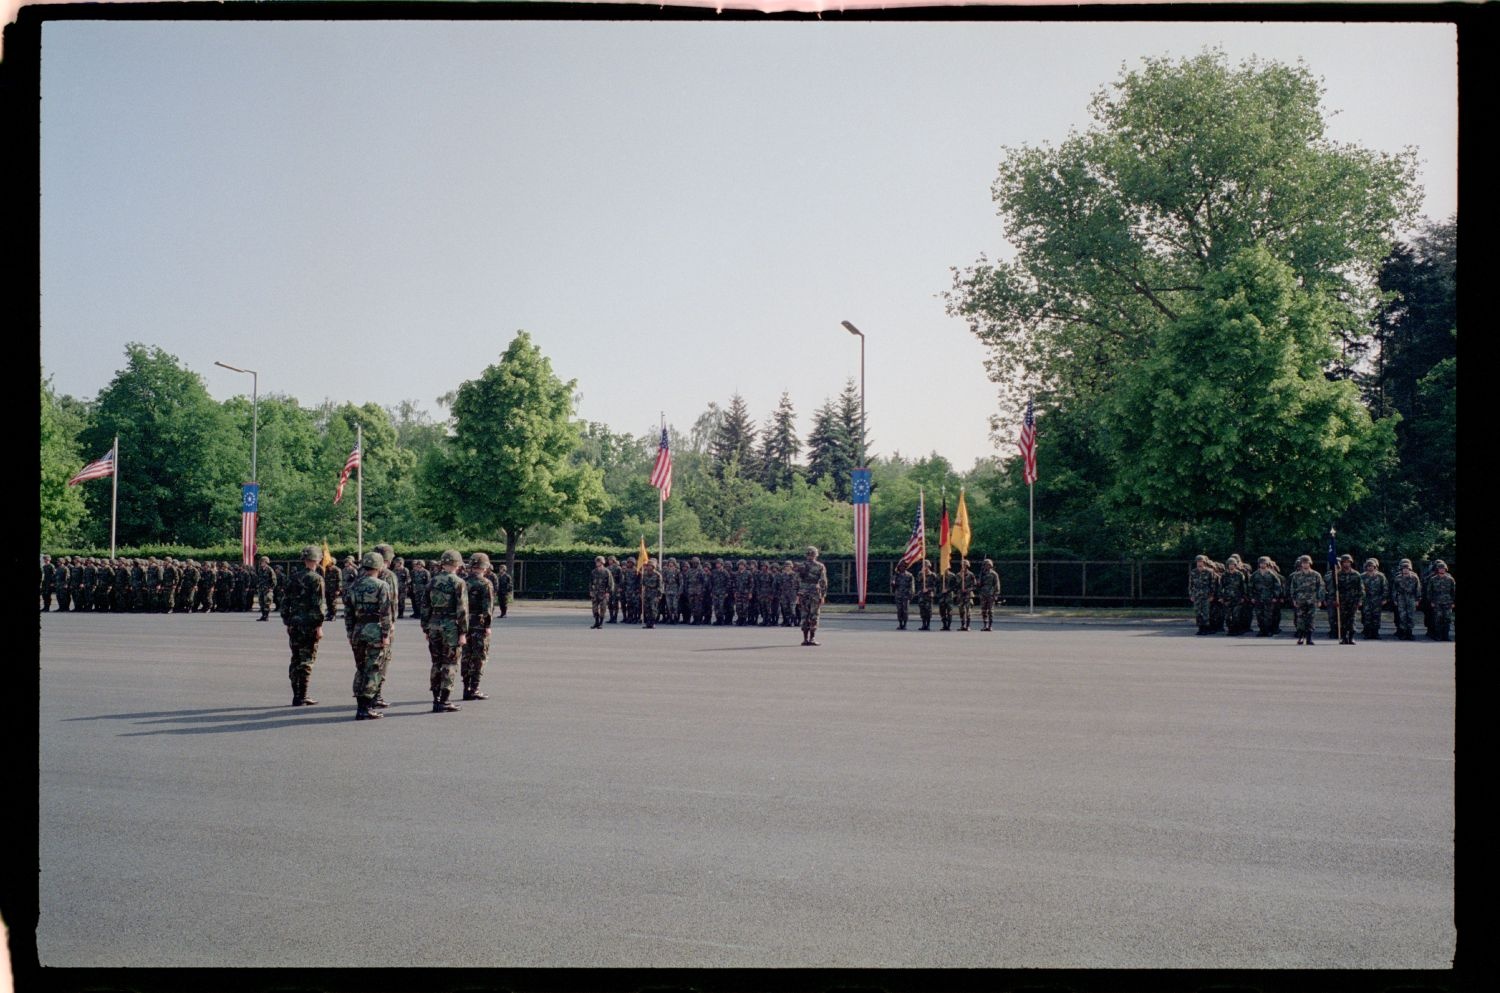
[38,18,1456,469]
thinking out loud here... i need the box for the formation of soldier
[889,558,1003,632]
[39,554,287,616]
[587,547,833,645]
[276,543,513,721]
[1188,553,1455,644]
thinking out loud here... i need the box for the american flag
[67,446,115,486]
[852,468,871,607]
[334,444,360,505]
[649,425,672,500]
[1018,398,1038,485]
[900,490,926,568]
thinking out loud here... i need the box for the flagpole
[110,435,119,559]
[1028,479,1035,615]
[356,422,364,560]
[658,413,665,563]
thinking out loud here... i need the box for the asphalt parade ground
[36,605,1455,970]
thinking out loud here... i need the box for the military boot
[433,690,460,713]
[355,699,382,720]
[298,676,317,707]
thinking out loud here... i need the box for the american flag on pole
[900,489,926,568]
[67,447,115,486]
[334,444,360,504]
[852,468,871,607]
[241,484,259,566]
[649,425,672,500]
[1018,398,1038,486]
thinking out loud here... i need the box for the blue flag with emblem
[852,468,871,607]
[241,484,260,565]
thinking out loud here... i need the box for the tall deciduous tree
[947,50,1417,543]
[424,332,606,573]
[78,344,242,547]
[41,374,88,547]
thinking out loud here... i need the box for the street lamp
[840,320,865,462]
[215,361,258,482]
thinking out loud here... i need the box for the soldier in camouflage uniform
[1334,554,1363,645]
[606,555,623,623]
[938,564,959,632]
[779,560,799,626]
[281,545,327,706]
[175,560,195,614]
[754,561,775,625]
[662,558,682,624]
[254,555,274,620]
[461,553,494,701]
[1391,559,1423,641]
[678,558,697,624]
[1249,557,1283,637]
[705,559,726,625]
[493,564,513,618]
[796,546,829,646]
[40,555,54,612]
[323,557,342,620]
[733,560,753,626]
[640,560,662,629]
[915,560,936,631]
[344,552,392,720]
[1424,560,1455,642]
[164,558,184,613]
[685,558,709,625]
[52,557,69,612]
[891,559,915,630]
[1360,558,1390,640]
[1287,555,1326,646]
[977,558,1001,631]
[1217,555,1248,635]
[589,555,613,629]
[391,556,411,619]
[409,559,430,623]
[621,557,641,625]
[1188,555,1218,635]
[371,544,401,709]
[956,559,977,632]
[424,549,468,712]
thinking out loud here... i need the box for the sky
[38,17,1457,470]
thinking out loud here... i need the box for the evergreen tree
[710,392,758,480]
[758,392,801,492]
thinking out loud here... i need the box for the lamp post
[215,361,259,482]
[840,320,865,462]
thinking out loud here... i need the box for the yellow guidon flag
[950,488,972,560]
[638,535,649,571]
[320,539,336,570]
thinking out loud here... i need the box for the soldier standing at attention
[371,544,401,710]
[621,557,640,625]
[461,553,494,701]
[392,556,411,620]
[323,556,342,621]
[254,555,274,621]
[1334,554,1363,645]
[662,558,682,624]
[589,556,613,629]
[779,560,799,626]
[344,552,392,721]
[1249,557,1282,638]
[915,560,936,631]
[606,555,623,623]
[1424,560,1455,642]
[1360,558,1389,640]
[409,559,430,623]
[493,564,513,618]
[733,559,753,626]
[1391,559,1423,641]
[891,560,915,631]
[938,563,959,632]
[711,558,732,626]
[977,559,1001,632]
[424,550,468,713]
[956,559,977,632]
[41,555,55,612]
[1218,555,1248,635]
[796,546,829,646]
[680,558,700,624]
[281,545,326,707]
[1287,555,1325,646]
[640,560,663,629]
[1188,555,1217,635]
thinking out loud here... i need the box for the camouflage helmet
[1226,554,1241,565]
[1195,554,1207,563]
[361,551,385,570]
[439,549,462,566]
[1432,559,1447,570]
[1339,553,1354,564]
[1257,556,1270,566]
[594,555,605,565]
[374,543,395,562]
[1296,554,1312,566]
[1364,558,1379,569]
[806,545,819,557]
[1399,558,1413,569]
[469,552,490,569]
[301,545,321,562]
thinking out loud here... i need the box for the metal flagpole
[356,423,364,559]
[110,435,119,559]
[1028,481,1035,615]
[658,413,665,562]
